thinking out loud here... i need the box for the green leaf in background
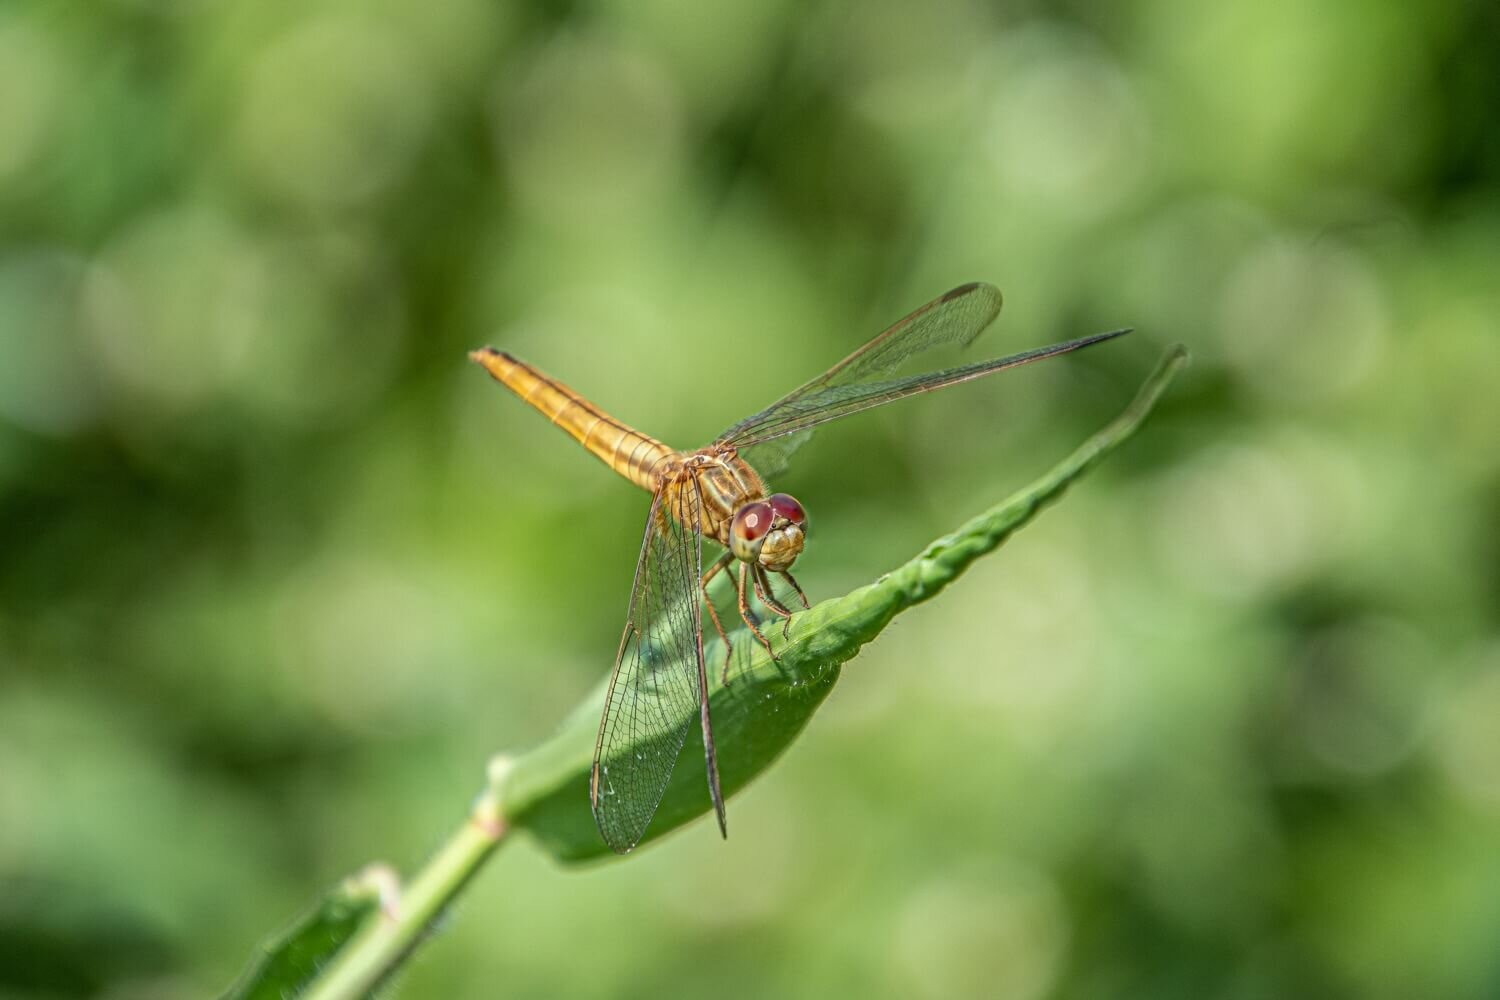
[501,345,1190,861]
[220,866,392,1000]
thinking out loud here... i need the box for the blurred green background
[2,0,1498,997]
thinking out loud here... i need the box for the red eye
[768,493,805,525]
[733,502,773,542]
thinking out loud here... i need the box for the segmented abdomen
[469,348,676,492]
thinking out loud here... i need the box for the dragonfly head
[731,493,806,572]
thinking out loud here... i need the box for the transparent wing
[718,282,1129,477]
[590,478,724,854]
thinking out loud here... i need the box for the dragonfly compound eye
[767,493,805,527]
[730,501,773,562]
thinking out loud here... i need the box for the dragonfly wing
[719,282,1001,470]
[721,282,1129,465]
[735,428,813,483]
[591,479,724,854]
[730,330,1130,455]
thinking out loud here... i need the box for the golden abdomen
[469,348,675,492]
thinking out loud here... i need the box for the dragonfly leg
[738,561,778,663]
[753,565,796,640]
[701,551,735,685]
[701,547,734,590]
[778,570,811,610]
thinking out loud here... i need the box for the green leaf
[499,345,1189,862]
[221,866,393,1000]
[224,347,1185,1000]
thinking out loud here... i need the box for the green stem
[304,759,513,1000]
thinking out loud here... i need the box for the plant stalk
[304,758,513,1000]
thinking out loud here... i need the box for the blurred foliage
[0,0,1496,998]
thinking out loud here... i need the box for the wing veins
[730,329,1131,450]
[590,476,722,853]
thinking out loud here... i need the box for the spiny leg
[737,561,778,662]
[778,569,810,610]
[701,551,735,685]
[754,566,797,618]
[753,565,797,640]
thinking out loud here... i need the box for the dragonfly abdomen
[469,348,676,492]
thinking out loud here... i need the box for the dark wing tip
[1046,327,1133,357]
[942,282,1004,348]
[940,281,1002,307]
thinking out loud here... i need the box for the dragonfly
[471,282,1129,853]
